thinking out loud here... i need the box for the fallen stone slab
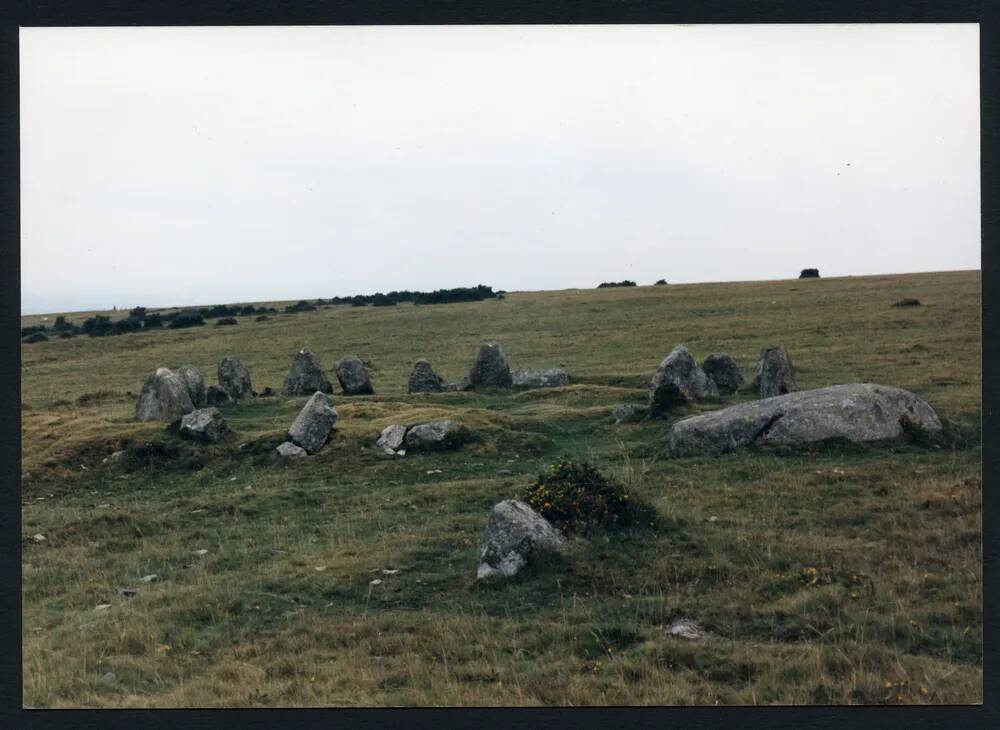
[665,383,942,457]
[404,420,472,452]
[288,392,338,454]
[477,500,564,580]
[178,407,230,443]
[276,441,308,458]
[512,369,570,388]
[376,424,408,451]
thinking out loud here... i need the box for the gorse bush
[81,315,114,337]
[21,325,47,337]
[597,281,637,289]
[285,300,317,313]
[799,268,820,278]
[167,311,205,329]
[216,317,238,326]
[524,460,657,535]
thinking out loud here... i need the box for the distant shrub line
[597,281,637,288]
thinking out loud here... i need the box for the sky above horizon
[20,24,980,314]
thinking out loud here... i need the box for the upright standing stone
[648,345,718,415]
[287,391,339,454]
[477,500,565,580]
[335,356,375,395]
[282,349,333,396]
[468,342,512,389]
[701,354,744,395]
[135,367,196,422]
[218,357,253,400]
[754,346,797,398]
[408,359,446,393]
[175,365,206,407]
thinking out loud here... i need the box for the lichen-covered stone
[408,360,446,393]
[287,391,338,454]
[649,345,718,415]
[218,357,253,400]
[335,356,375,395]
[134,367,195,422]
[468,342,512,389]
[477,500,564,580]
[282,349,333,396]
[701,353,744,395]
[403,421,471,452]
[376,424,408,451]
[512,369,569,388]
[175,365,206,407]
[753,346,797,398]
[178,407,229,443]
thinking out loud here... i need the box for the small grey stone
[649,345,718,415]
[448,376,473,392]
[477,500,564,580]
[376,424,408,451]
[218,357,253,400]
[139,574,158,583]
[701,353,744,395]
[512,369,570,388]
[282,349,333,396]
[403,421,471,452]
[666,383,942,457]
[612,403,647,424]
[134,367,195,422]
[179,407,230,443]
[276,441,308,458]
[665,617,706,641]
[117,587,138,598]
[408,359,446,393]
[287,392,338,454]
[468,342,512,389]
[335,356,375,395]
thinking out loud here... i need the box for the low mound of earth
[665,383,941,456]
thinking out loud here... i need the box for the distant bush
[52,316,75,332]
[216,317,238,326]
[371,293,396,307]
[893,298,922,307]
[254,315,269,322]
[413,285,498,305]
[167,311,205,329]
[597,281,636,289]
[799,268,820,278]
[524,460,657,535]
[143,314,164,328]
[350,298,368,307]
[112,318,142,335]
[128,306,147,320]
[21,325,47,337]
[655,279,668,286]
[81,315,114,337]
[22,331,48,343]
[285,300,316,313]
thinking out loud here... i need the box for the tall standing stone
[335,356,375,395]
[175,365,206,407]
[134,367,196,422]
[468,342,512,389]
[282,349,333,396]
[408,359,446,393]
[754,346,797,398]
[218,357,253,400]
[701,354,744,395]
[648,345,718,415]
[287,391,338,454]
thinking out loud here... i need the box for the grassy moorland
[20,270,981,707]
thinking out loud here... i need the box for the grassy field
[20,270,981,707]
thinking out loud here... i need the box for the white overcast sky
[20,24,980,314]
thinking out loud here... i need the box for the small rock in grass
[95,604,112,611]
[117,587,138,598]
[101,672,116,682]
[139,574,158,583]
[277,441,308,458]
[32,534,46,542]
[179,407,230,443]
[369,579,382,586]
[194,549,208,556]
[665,617,706,641]
[404,420,472,452]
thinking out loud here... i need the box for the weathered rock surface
[376,424,408,451]
[403,420,471,452]
[468,342,512,389]
[649,345,718,414]
[287,392,338,454]
[135,367,195,422]
[276,441,308,458]
[282,349,333,396]
[218,357,253,400]
[512,369,570,388]
[408,360,446,393]
[665,383,942,456]
[448,376,472,392]
[176,365,206,407]
[612,403,648,424]
[702,354,744,395]
[753,346,797,398]
[335,356,375,395]
[205,384,234,407]
[178,407,229,443]
[477,500,564,580]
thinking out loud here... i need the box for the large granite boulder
[408,360,446,394]
[178,407,229,443]
[404,420,471,452]
[335,356,375,395]
[218,357,252,400]
[287,392,338,454]
[477,500,565,580]
[649,345,718,415]
[282,349,333,396]
[701,354,744,395]
[512,369,570,388]
[468,342,512,389]
[175,365,206,407]
[753,346,797,398]
[134,367,195,422]
[376,424,408,451]
[665,383,942,457]
[205,384,234,407]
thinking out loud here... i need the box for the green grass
[21,270,981,706]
